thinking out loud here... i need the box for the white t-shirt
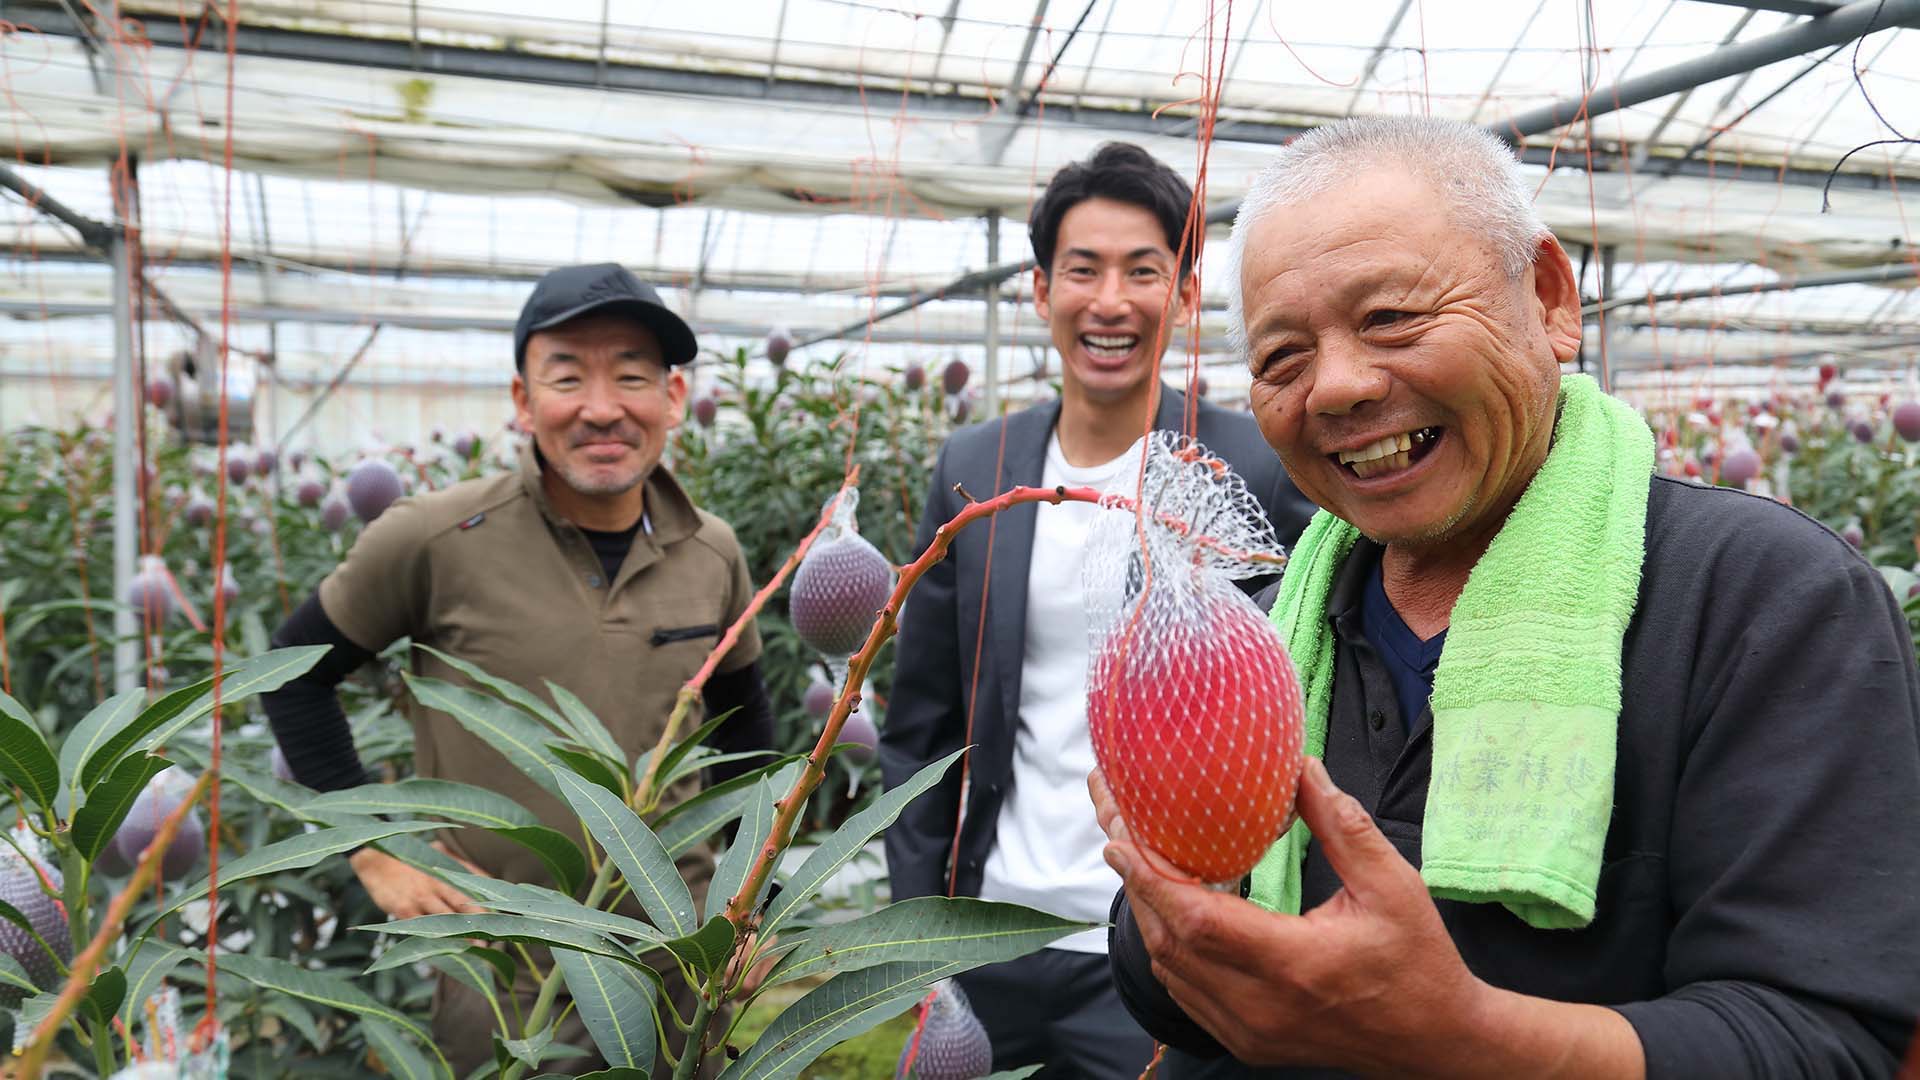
[977,432,1141,953]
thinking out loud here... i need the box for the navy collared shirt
[1359,555,1446,734]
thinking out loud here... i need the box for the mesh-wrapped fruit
[839,711,879,766]
[1894,403,1920,443]
[126,556,176,625]
[1719,448,1761,488]
[254,446,278,477]
[791,493,892,657]
[346,459,403,523]
[225,449,254,485]
[803,682,836,720]
[941,360,969,395]
[320,493,351,532]
[766,327,793,367]
[115,771,206,882]
[895,979,991,1080]
[904,363,926,392]
[1779,430,1801,454]
[1852,420,1877,444]
[184,493,215,527]
[0,850,70,1008]
[693,396,718,429]
[145,375,174,408]
[1085,433,1306,884]
[451,431,478,456]
[295,476,326,508]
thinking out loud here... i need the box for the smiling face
[1239,170,1580,550]
[511,310,688,517]
[1034,196,1197,409]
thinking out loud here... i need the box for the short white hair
[1221,116,1549,363]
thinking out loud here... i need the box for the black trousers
[955,947,1159,1080]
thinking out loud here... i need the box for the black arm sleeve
[700,659,777,787]
[260,592,378,792]
[1110,889,1232,1057]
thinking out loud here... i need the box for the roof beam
[1583,261,1920,316]
[1495,0,1920,140]
[1686,0,1843,15]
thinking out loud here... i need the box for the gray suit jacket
[878,385,1316,901]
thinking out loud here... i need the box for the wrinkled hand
[1089,760,1487,1074]
[350,840,486,920]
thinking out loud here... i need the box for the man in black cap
[262,263,775,1074]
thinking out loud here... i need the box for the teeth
[1350,451,1411,479]
[1083,334,1138,351]
[1337,427,1433,465]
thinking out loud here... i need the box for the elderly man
[1101,116,1920,1078]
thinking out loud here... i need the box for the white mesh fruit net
[1083,432,1307,884]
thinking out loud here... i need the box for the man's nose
[1304,338,1389,417]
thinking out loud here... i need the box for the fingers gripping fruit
[1084,432,1307,883]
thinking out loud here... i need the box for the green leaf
[360,913,641,966]
[302,778,538,829]
[439,871,668,947]
[765,748,965,933]
[57,686,144,804]
[638,709,736,797]
[69,754,171,861]
[115,941,190,1025]
[663,914,736,977]
[405,675,564,797]
[718,961,968,1080]
[661,749,778,792]
[553,949,660,1073]
[0,953,38,995]
[707,777,775,921]
[219,953,438,1053]
[545,680,627,767]
[81,965,127,1029]
[427,951,507,1028]
[414,643,570,734]
[503,1028,590,1071]
[551,744,628,799]
[764,897,1094,987]
[655,760,804,858]
[366,936,488,976]
[983,1068,1045,1079]
[553,769,695,938]
[88,646,329,787]
[263,997,326,1052]
[152,821,443,926]
[499,824,589,896]
[0,688,60,811]
[362,1015,455,1080]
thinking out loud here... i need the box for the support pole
[109,224,137,694]
[984,210,1001,415]
[1597,244,1617,393]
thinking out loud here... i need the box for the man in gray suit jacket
[880,143,1315,1079]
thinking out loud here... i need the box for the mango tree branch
[18,768,213,1078]
[633,468,860,814]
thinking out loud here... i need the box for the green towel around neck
[1249,374,1653,929]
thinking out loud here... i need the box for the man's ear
[1528,234,1583,365]
[510,371,533,433]
[1033,265,1052,323]
[664,366,689,428]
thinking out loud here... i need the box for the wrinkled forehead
[1242,174,1505,297]
[526,312,667,367]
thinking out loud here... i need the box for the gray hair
[1220,115,1548,363]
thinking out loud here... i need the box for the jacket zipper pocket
[651,624,721,647]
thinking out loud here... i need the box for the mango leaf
[405,675,564,797]
[983,1069,1045,1079]
[300,779,585,893]
[116,941,190,1025]
[365,936,504,978]
[427,952,506,1027]
[220,953,438,1050]
[706,777,776,921]
[56,686,144,804]
[544,680,627,768]
[553,948,660,1073]
[359,912,640,966]
[662,750,779,792]
[764,748,965,934]
[438,871,668,948]
[153,821,443,926]
[362,1015,455,1080]
[264,998,326,1052]
[0,953,37,996]
[554,769,694,938]
[551,744,627,800]
[502,1028,592,1071]
[92,646,329,787]
[763,897,1093,987]
[69,753,171,861]
[379,833,475,878]
[718,960,970,1080]
[532,1071,649,1080]
[655,760,805,857]
[164,742,313,816]
[0,688,60,811]
[414,643,570,735]
[663,915,737,977]
[636,709,736,797]
[80,966,127,1030]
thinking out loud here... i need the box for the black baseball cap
[513,263,698,370]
